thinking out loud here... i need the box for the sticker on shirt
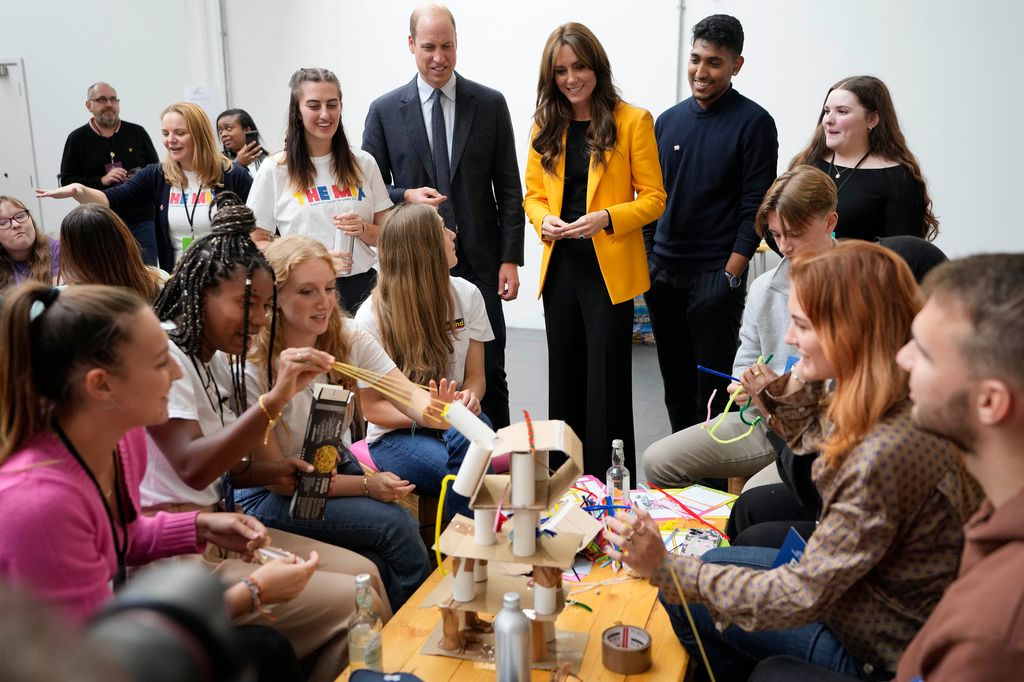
[451,317,465,331]
[292,184,366,207]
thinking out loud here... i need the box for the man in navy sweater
[645,14,778,434]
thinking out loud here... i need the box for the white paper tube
[452,559,476,602]
[474,559,488,583]
[453,441,492,498]
[445,401,499,445]
[474,509,496,546]
[512,511,537,557]
[511,452,535,507]
[534,584,557,615]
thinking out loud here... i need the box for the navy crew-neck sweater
[650,87,777,274]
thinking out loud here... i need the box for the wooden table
[337,559,689,681]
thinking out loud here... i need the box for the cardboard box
[290,384,354,520]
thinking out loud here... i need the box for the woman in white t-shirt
[239,235,447,610]
[37,101,252,272]
[355,203,494,520]
[144,194,388,679]
[248,67,392,313]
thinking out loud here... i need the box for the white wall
[4,1,1022,329]
[222,0,679,329]
[0,0,221,234]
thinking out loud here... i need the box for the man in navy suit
[362,4,524,429]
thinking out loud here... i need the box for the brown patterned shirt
[651,379,981,673]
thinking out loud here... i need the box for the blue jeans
[368,417,490,520]
[661,546,874,682]
[235,469,430,611]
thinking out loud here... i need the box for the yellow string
[668,563,716,682]
[435,474,457,575]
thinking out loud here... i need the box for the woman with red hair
[606,241,980,681]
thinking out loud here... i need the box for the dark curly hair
[692,14,744,55]
[154,191,276,413]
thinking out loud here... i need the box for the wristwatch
[723,270,742,289]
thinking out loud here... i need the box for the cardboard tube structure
[511,451,534,507]
[446,401,499,497]
[512,510,537,557]
[452,557,476,602]
[474,508,496,545]
[474,558,488,583]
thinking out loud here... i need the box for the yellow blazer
[523,102,666,305]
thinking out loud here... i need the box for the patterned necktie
[431,88,456,232]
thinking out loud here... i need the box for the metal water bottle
[494,591,530,681]
[605,438,631,506]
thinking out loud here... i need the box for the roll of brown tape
[601,624,652,674]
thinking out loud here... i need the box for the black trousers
[726,482,818,547]
[335,268,377,315]
[452,252,510,430]
[543,239,635,476]
[644,264,746,432]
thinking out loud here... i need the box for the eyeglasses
[89,96,120,105]
[0,211,30,230]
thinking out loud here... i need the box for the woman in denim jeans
[354,203,494,521]
[238,235,448,610]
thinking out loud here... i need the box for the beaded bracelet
[257,394,282,445]
[242,574,275,620]
[362,472,376,497]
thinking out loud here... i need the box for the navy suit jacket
[362,74,524,287]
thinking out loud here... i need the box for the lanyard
[182,184,205,236]
[53,423,130,587]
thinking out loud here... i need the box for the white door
[0,58,42,220]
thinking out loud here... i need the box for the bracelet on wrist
[242,575,276,621]
[257,394,283,446]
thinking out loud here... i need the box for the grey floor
[505,327,670,484]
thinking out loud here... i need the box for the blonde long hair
[372,203,454,384]
[790,241,922,464]
[254,236,354,389]
[160,102,232,190]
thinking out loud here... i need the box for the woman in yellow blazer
[524,22,666,475]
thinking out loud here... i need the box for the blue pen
[697,365,740,382]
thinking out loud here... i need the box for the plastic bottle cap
[502,592,520,610]
[612,439,623,449]
[355,573,371,589]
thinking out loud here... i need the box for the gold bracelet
[362,474,370,497]
[257,394,282,446]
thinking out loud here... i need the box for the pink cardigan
[0,427,203,626]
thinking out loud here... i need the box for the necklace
[53,424,130,587]
[828,151,871,193]
[190,355,226,427]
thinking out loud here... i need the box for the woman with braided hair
[144,191,391,680]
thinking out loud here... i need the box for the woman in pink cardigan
[0,282,317,631]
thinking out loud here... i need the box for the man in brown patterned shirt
[607,243,981,681]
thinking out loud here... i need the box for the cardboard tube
[452,441,492,497]
[512,511,537,557]
[534,584,557,615]
[474,558,488,583]
[452,557,476,602]
[511,452,534,507]
[530,619,546,662]
[474,509,496,545]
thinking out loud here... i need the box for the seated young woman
[143,192,389,680]
[0,282,313,681]
[605,241,981,681]
[354,203,493,520]
[58,204,166,302]
[239,235,439,610]
[0,195,59,291]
